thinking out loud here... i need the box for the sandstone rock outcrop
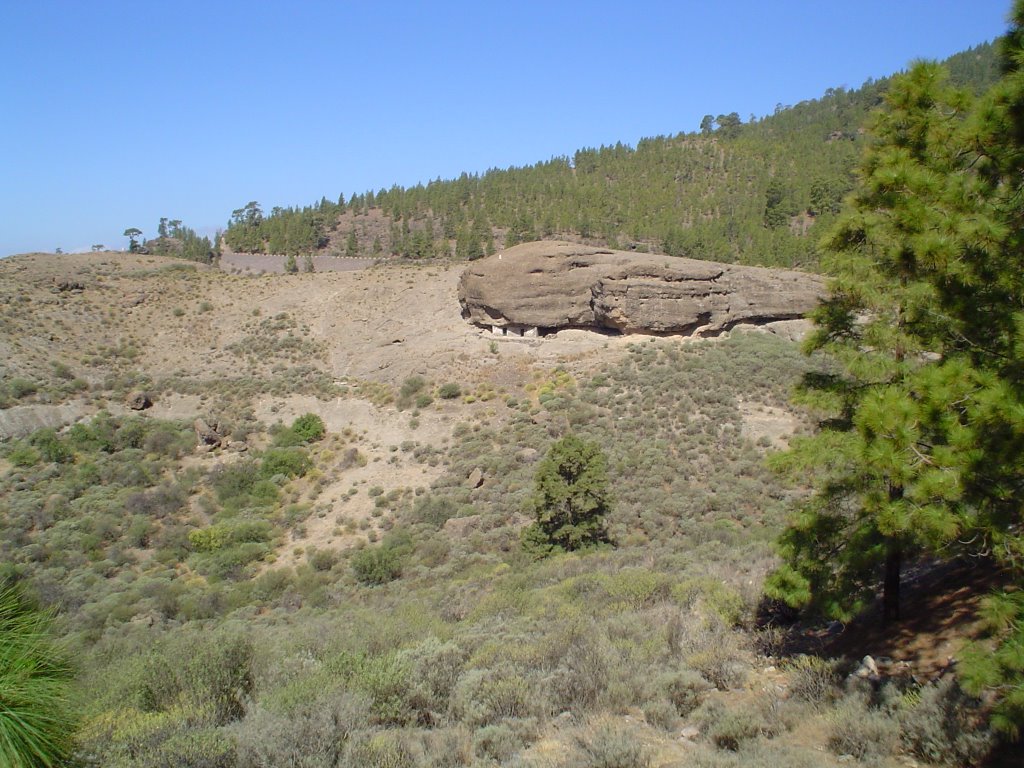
[126,391,153,410]
[459,241,825,337]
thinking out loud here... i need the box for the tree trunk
[883,483,904,624]
[883,544,902,623]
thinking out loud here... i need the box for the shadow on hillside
[759,557,1021,764]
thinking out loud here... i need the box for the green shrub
[141,422,192,458]
[548,624,613,712]
[189,526,231,554]
[701,700,778,751]
[114,417,148,450]
[438,383,461,399]
[192,542,272,579]
[137,629,255,727]
[189,520,272,553]
[826,696,898,762]
[681,617,750,690]
[659,669,712,716]
[400,376,425,398]
[291,413,326,442]
[211,460,259,501]
[451,668,539,727]
[642,698,678,731]
[473,723,526,763]
[342,731,414,768]
[351,545,403,585]
[269,426,303,447]
[234,689,370,768]
[260,447,311,479]
[308,547,339,572]
[29,428,72,463]
[52,361,73,380]
[7,442,40,467]
[349,653,415,726]
[399,637,465,721]
[67,415,116,453]
[7,377,38,399]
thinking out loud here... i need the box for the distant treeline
[146,217,216,264]
[223,43,997,271]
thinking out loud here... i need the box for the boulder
[194,418,224,448]
[679,726,700,741]
[443,514,482,538]
[459,241,825,336]
[126,391,152,410]
[53,278,84,293]
[465,467,484,489]
[122,292,147,308]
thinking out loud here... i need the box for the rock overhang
[458,240,826,337]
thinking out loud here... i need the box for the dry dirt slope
[0,250,651,397]
[0,250,701,555]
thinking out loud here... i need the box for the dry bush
[569,720,651,768]
[696,695,787,752]
[826,694,898,764]
[896,678,994,766]
[641,698,678,731]
[679,616,751,690]
[657,668,713,717]
[342,730,415,768]
[784,655,840,708]
[451,667,548,728]
[233,687,371,767]
[546,623,615,713]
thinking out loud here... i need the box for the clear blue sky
[0,0,1012,256]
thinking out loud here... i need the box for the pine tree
[522,435,612,555]
[766,61,976,623]
[768,3,1024,735]
[0,585,75,767]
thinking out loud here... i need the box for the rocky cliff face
[458,241,825,336]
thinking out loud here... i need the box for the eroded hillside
[0,251,1000,767]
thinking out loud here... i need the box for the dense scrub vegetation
[2,333,1002,765]
[222,45,996,271]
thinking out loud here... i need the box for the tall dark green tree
[768,2,1024,736]
[767,61,976,622]
[522,434,612,555]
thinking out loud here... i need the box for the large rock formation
[459,241,825,336]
